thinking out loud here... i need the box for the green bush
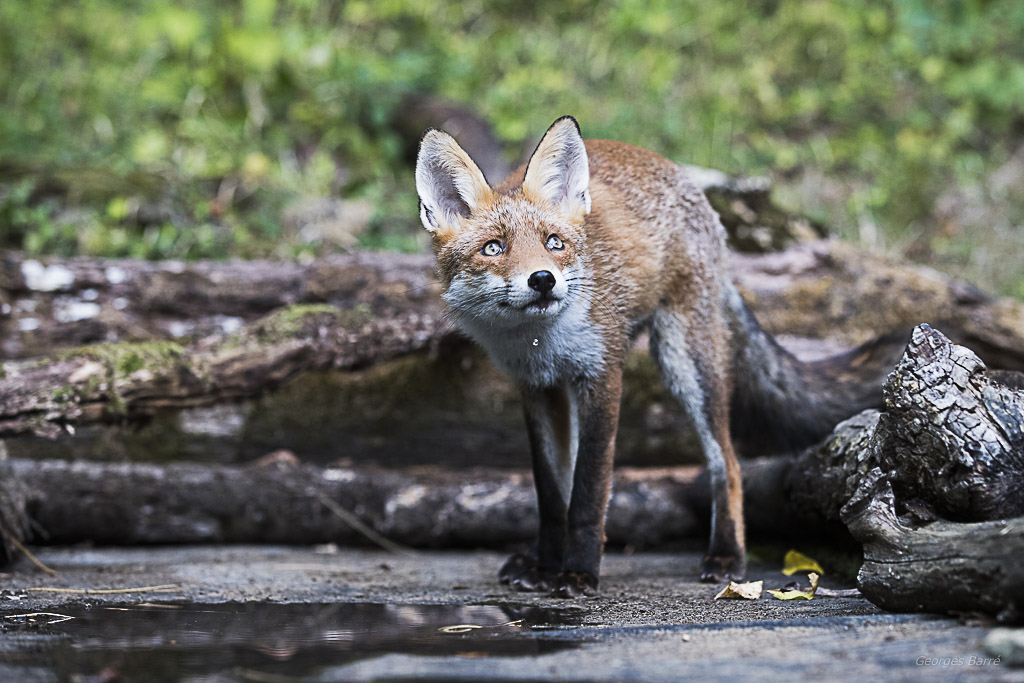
[0,1,1021,293]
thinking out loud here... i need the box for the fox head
[415,116,591,326]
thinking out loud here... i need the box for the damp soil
[0,546,1016,682]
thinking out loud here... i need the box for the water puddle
[0,602,583,681]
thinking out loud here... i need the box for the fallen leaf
[714,580,763,600]
[768,572,820,600]
[782,550,825,576]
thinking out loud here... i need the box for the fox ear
[523,116,591,218]
[415,129,492,234]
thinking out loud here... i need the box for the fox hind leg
[650,307,747,582]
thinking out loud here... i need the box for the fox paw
[551,571,599,598]
[498,553,556,592]
[699,554,747,583]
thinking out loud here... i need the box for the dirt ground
[0,545,1019,681]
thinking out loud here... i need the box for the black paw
[699,554,747,583]
[499,553,556,592]
[499,553,533,583]
[551,571,599,598]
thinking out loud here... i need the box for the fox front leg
[499,385,574,592]
[551,367,623,598]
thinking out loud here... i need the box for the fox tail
[726,288,910,454]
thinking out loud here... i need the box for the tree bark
[765,324,1024,527]
[755,324,1024,619]
[842,472,1024,621]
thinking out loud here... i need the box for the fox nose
[527,270,556,294]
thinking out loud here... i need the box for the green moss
[59,341,185,415]
[52,384,77,402]
[64,341,184,380]
[238,303,372,345]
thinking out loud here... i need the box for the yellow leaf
[782,550,824,576]
[768,573,820,600]
[714,580,763,601]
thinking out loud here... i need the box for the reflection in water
[0,602,583,682]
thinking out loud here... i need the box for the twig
[24,583,182,594]
[815,587,863,598]
[311,491,417,557]
[8,537,57,576]
[1,612,74,625]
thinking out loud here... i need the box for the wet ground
[0,546,1018,681]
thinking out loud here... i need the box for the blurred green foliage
[0,1,1022,294]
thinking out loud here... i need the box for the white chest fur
[460,301,606,388]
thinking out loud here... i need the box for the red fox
[415,116,905,597]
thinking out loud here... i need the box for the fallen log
[843,473,1024,622]
[6,455,703,549]
[1,348,703,471]
[4,241,1023,369]
[7,327,1021,548]
[731,241,1024,372]
[5,326,1024,622]
[759,324,1024,527]
[744,324,1024,620]
[3,242,1024,453]
[0,298,454,439]
[0,251,442,359]
[2,323,1022,556]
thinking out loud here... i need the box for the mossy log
[6,241,1024,368]
[0,251,453,439]
[2,347,705,471]
[3,241,1024,447]
[0,301,451,439]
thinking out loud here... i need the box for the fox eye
[546,234,564,251]
[480,240,504,256]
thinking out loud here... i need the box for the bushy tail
[726,292,911,454]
